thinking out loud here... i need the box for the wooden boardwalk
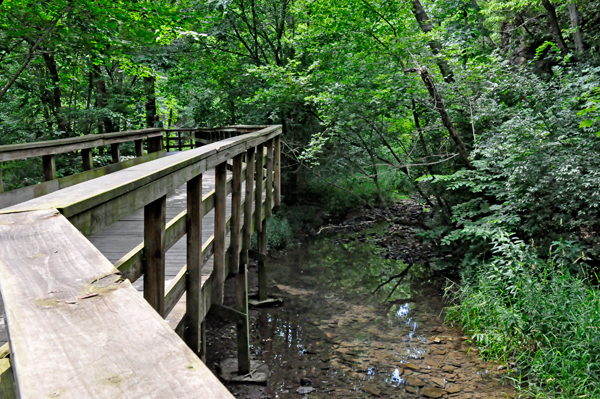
[87,163,240,329]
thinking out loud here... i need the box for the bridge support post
[231,153,251,374]
[144,195,166,316]
[213,162,227,305]
[42,154,57,181]
[81,148,93,171]
[255,144,268,301]
[274,135,281,207]
[185,173,203,354]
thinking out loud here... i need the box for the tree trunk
[406,68,474,169]
[568,3,585,53]
[42,52,70,135]
[144,76,157,128]
[410,0,454,83]
[93,64,116,133]
[541,0,569,56]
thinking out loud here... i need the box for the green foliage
[446,234,600,398]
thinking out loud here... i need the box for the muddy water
[252,228,515,398]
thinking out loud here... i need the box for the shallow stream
[251,226,515,398]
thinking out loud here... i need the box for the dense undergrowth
[445,235,600,398]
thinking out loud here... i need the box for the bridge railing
[0,125,282,398]
[0,125,263,209]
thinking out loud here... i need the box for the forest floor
[204,200,515,398]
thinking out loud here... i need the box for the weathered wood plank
[0,151,165,210]
[184,174,202,353]
[42,154,56,181]
[274,135,281,206]
[0,209,234,399]
[241,148,255,266]
[144,195,167,316]
[81,148,93,171]
[0,358,15,399]
[0,126,281,224]
[229,154,243,274]
[213,162,227,305]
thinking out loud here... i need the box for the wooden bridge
[0,125,281,398]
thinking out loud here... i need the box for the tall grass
[446,235,600,398]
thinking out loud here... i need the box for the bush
[446,234,600,398]
[251,213,293,253]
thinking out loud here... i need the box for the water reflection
[252,230,515,398]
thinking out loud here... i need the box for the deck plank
[0,209,233,399]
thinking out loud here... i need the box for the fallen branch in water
[316,220,375,235]
[373,263,415,301]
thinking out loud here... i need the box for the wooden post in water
[185,174,203,353]
[213,162,227,305]
[134,139,143,157]
[242,147,255,267]
[231,154,251,374]
[274,135,281,207]
[111,143,121,164]
[42,154,56,181]
[255,144,267,301]
[144,195,166,316]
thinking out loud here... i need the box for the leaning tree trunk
[568,2,585,53]
[406,67,474,170]
[541,0,569,56]
[410,0,454,83]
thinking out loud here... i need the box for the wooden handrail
[0,126,282,397]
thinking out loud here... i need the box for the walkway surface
[0,155,243,345]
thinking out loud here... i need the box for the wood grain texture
[0,210,233,399]
[184,174,202,353]
[0,151,165,211]
[213,162,227,305]
[144,195,166,316]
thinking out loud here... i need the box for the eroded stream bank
[207,201,516,398]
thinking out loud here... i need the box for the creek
[249,222,515,398]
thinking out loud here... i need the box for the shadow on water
[252,224,515,398]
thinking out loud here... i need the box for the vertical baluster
[144,195,166,316]
[266,139,274,218]
[82,148,93,171]
[185,174,203,353]
[274,134,281,206]
[213,162,227,305]
[42,155,56,181]
[111,143,121,163]
[242,147,255,267]
[178,131,183,151]
[135,139,143,157]
[255,144,267,301]
[232,154,250,373]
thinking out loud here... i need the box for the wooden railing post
[266,139,274,219]
[134,139,143,157]
[242,148,255,266]
[231,154,250,374]
[185,174,203,353]
[42,154,56,181]
[255,144,268,301]
[144,195,166,316]
[111,143,121,164]
[213,162,227,305]
[178,131,183,151]
[148,136,163,153]
[274,134,281,206]
[81,148,93,171]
